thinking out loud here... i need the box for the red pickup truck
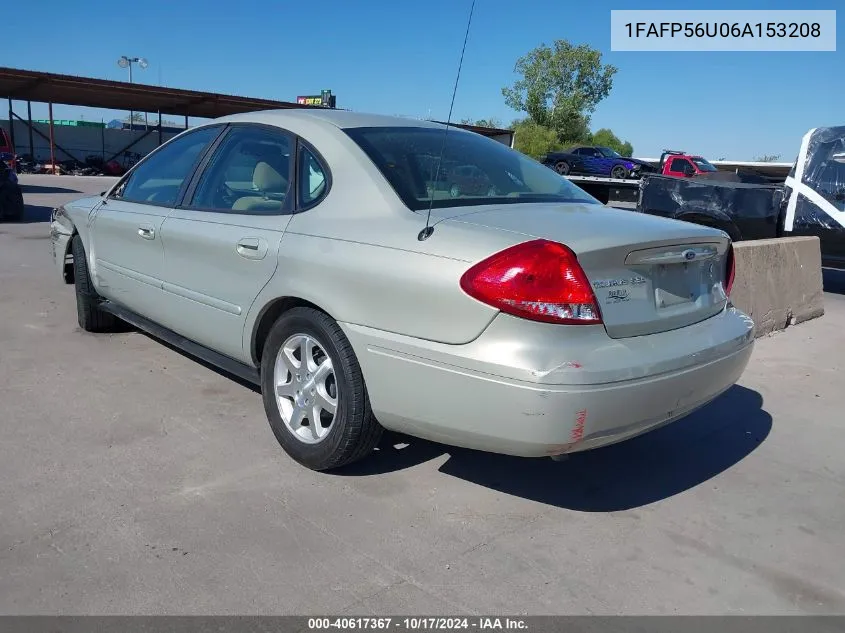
[657,149,719,178]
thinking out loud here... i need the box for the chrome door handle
[236,237,267,260]
[138,226,155,240]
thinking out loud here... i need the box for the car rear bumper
[342,306,755,457]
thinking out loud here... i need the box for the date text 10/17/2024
[307,618,528,630]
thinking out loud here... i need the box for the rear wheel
[555,161,570,176]
[261,307,382,471]
[611,165,629,179]
[449,183,461,198]
[71,234,117,332]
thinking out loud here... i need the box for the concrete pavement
[1,175,843,615]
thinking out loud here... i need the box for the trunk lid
[442,203,731,338]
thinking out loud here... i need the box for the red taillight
[725,243,736,297]
[460,239,602,325]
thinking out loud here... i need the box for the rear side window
[189,126,293,214]
[115,126,220,206]
[670,157,691,173]
[344,126,599,211]
[298,145,328,208]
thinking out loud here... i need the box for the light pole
[118,56,148,131]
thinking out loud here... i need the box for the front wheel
[611,165,629,179]
[71,235,117,332]
[260,307,382,471]
[554,161,570,176]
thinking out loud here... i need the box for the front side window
[190,126,292,214]
[598,147,621,158]
[115,126,220,206]
[344,126,600,211]
[692,157,717,172]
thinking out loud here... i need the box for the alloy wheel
[273,333,338,444]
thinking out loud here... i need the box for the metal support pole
[157,110,163,146]
[129,63,134,132]
[27,100,34,158]
[48,102,56,175]
[7,97,15,154]
[184,115,188,129]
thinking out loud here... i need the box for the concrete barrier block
[730,236,824,337]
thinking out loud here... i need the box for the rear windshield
[344,126,600,211]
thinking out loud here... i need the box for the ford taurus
[50,110,754,471]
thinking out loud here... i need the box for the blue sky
[4,0,842,160]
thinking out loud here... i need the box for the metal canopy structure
[1,66,514,143]
[0,67,313,119]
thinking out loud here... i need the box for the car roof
[213,108,450,132]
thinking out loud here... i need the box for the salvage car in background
[639,127,845,270]
[781,126,845,269]
[542,145,655,179]
[637,174,784,242]
[0,154,23,221]
[51,110,754,471]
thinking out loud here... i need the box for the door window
[113,126,221,206]
[298,145,328,208]
[189,126,293,214]
[669,157,691,173]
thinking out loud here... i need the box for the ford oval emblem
[683,250,696,261]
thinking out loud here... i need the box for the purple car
[542,146,655,179]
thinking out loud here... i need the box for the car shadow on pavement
[126,328,262,393]
[11,204,55,223]
[19,183,82,195]
[823,268,845,295]
[338,385,772,512]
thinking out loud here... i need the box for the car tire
[261,307,383,471]
[554,161,571,176]
[71,234,117,332]
[611,165,629,179]
[449,184,461,198]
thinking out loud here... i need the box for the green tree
[502,40,617,143]
[589,128,634,157]
[459,117,503,129]
[511,119,562,160]
[754,153,781,162]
